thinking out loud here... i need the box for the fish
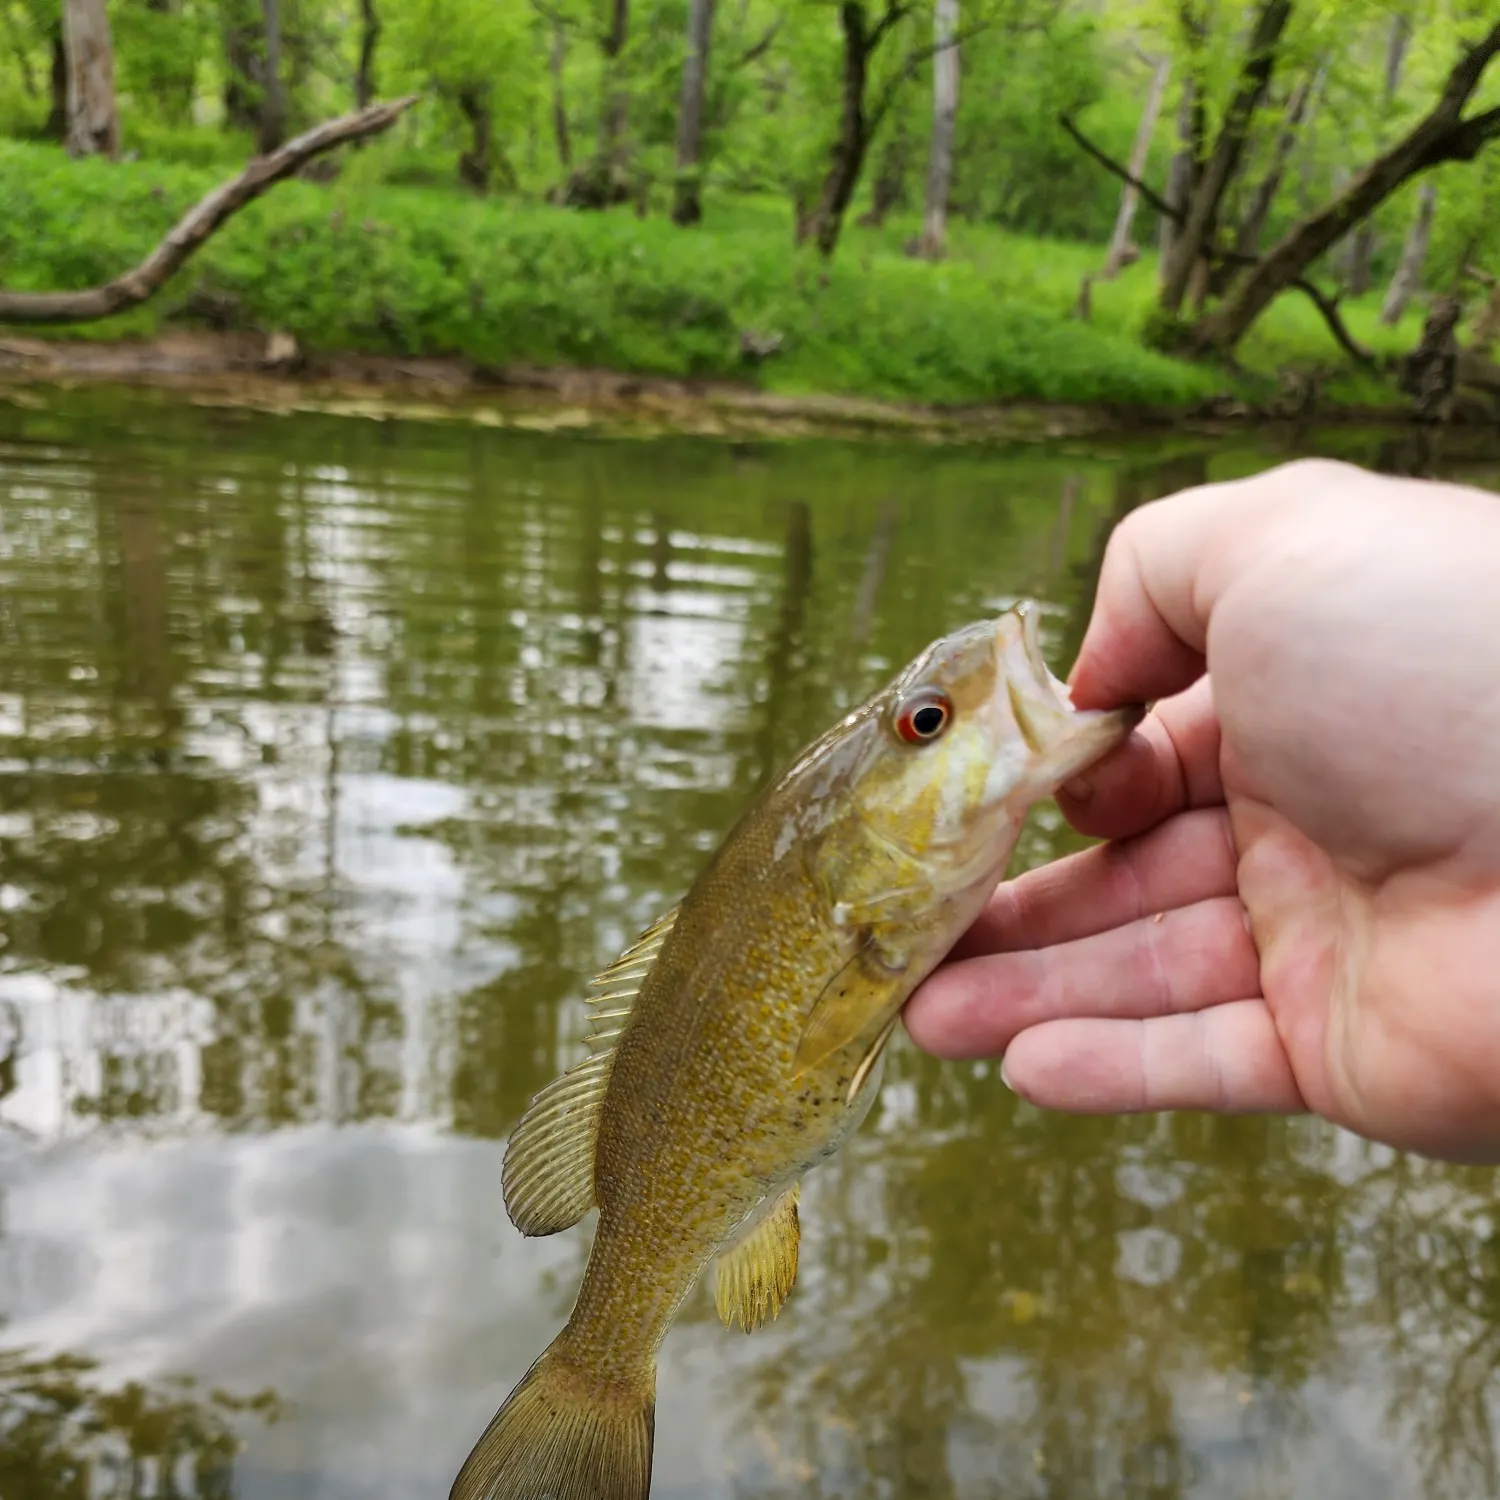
[451,603,1142,1500]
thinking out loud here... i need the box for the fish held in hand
[451,604,1142,1500]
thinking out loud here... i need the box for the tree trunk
[222,0,261,134]
[550,21,572,168]
[457,84,494,191]
[62,0,118,158]
[1470,281,1500,358]
[256,0,286,153]
[1159,0,1292,315]
[914,0,960,259]
[1159,76,1199,263]
[354,0,380,108]
[795,1,874,258]
[45,26,67,140]
[1234,65,1320,258]
[598,0,630,179]
[1102,55,1170,278]
[671,0,715,225]
[1347,15,1411,295]
[1195,21,1500,355]
[859,114,911,228]
[1379,181,1436,326]
[565,0,632,206]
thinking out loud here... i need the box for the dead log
[0,96,418,325]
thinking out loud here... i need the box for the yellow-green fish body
[453,606,1140,1500]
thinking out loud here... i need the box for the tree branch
[1288,279,1376,364]
[1058,112,1180,221]
[867,0,912,52]
[868,16,993,133]
[1426,103,1500,166]
[0,96,420,325]
[732,17,781,70]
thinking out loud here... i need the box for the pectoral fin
[793,941,905,1079]
[713,1185,801,1333]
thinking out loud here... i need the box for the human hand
[905,458,1500,1164]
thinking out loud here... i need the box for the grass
[0,138,1419,412]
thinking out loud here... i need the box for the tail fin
[450,1335,655,1500]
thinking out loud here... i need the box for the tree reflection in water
[0,1346,279,1499]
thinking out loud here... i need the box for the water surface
[1,388,1499,1500]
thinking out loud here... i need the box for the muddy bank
[0,327,1451,445]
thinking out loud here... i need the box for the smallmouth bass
[452,604,1141,1500]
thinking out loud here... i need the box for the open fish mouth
[992,602,1143,781]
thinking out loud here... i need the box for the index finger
[1065,459,1360,711]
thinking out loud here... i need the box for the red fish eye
[895,690,952,744]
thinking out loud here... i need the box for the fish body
[452,605,1141,1500]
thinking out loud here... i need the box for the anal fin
[713,1185,801,1334]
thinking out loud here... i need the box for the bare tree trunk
[1234,64,1320,258]
[1159,0,1292,315]
[1348,14,1411,294]
[256,0,286,153]
[63,0,118,158]
[1195,21,1500,355]
[1102,55,1170,278]
[671,0,715,225]
[550,21,572,168]
[354,0,380,108]
[45,25,67,139]
[914,0,960,259]
[1379,181,1436,325]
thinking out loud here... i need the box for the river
[1,385,1498,1500]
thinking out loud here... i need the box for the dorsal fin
[501,904,679,1237]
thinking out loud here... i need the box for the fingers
[906,895,1259,1059]
[997,1002,1307,1115]
[1058,676,1222,841]
[1065,459,1367,713]
[947,804,1240,961]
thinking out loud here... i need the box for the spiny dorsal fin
[590,904,679,995]
[713,1184,801,1334]
[501,904,679,1237]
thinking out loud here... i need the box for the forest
[3,0,1500,413]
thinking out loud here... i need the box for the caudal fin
[450,1336,655,1500]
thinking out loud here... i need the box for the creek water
[1,386,1498,1500]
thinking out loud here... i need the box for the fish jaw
[984,602,1143,809]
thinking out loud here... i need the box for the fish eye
[894,689,952,745]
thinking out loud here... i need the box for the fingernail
[999,1056,1014,1091]
[1062,775,1094,803]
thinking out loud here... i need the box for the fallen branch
[0,96,419,325]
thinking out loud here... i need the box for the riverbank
[0,327,1453,446]
[0,139,1427,422]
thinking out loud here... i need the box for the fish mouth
[994,603,1143,781]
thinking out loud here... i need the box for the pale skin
[904,458,1500,1165]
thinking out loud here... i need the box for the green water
[1,387,1499,1500]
